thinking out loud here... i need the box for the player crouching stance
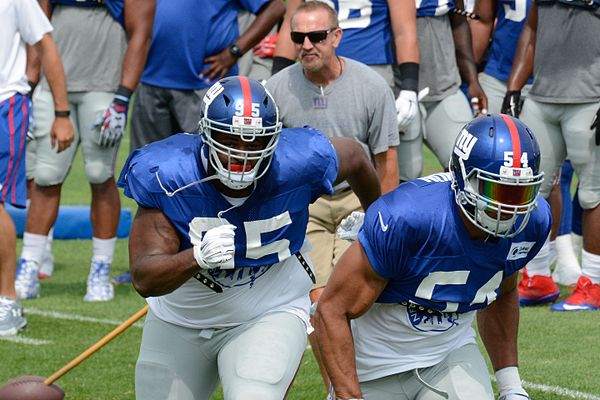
[316,114,550,400]
[118,76,381,400]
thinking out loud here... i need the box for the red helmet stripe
[500,114,521,168]
[239,76,253,117]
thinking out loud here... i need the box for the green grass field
[1,136,599,400]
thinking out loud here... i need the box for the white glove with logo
[395,90,418,131]
[337,211,365,242]
[496,367,529,400]
[189,223,236,270]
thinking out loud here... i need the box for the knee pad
[85,160,113,184]
[34,165,67,187]
[576,188,600,210]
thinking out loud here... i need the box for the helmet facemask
[200,116,281,190]
[454,158,543,238]
[198,77,283,191]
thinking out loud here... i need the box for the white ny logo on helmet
[454,129,478,160]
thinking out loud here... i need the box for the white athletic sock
[21,232,49,264]
[526,236,554,277]
[581,249,600,284]
[46,227,54,253]
[92,237,117,264]
[555,234,581,269]
[572,233,583,258]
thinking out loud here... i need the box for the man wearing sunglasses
[265,0,400,393]
[272,0,420,134]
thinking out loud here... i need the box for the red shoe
[551,276,600,311]
[518,268,560,306]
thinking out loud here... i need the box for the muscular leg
[0,205,17,299]
[25,183,61,235]
[90,178,120,239]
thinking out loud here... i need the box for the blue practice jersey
[484,0,533,83]
[416,0,454,17]
[118,127,338,269]
[141,0,268,90]
[322,0,394,65]
[358,172,551,313]
[50,0,124,26]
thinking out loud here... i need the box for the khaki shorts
[307,189,362,289]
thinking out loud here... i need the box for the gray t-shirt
[417,15,461,102]
[528,4,600,103]
[265,57,398,162]
[42,6,126,93]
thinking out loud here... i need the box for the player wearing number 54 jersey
[316,114,550,400]
[118,76,381,400]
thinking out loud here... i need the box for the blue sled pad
[5,204,132,239]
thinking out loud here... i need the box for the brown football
[0,375,64,400]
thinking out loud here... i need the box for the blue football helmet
[450,114,544,238]
[198,76,282,190]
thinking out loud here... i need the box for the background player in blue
[118,77,381,399]
[128,0,285,152]
[315,114,550,400]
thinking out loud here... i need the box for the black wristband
[28,80,38,95]
[54,110,71,118]
[271,56,295,75]
[395,62,419,93]
[114,85,133,106]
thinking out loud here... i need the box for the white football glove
[496,367,529,400]
[395,90,418,131]
[337,211,365,242]
[93,99,128,147]
[189,223,236,270]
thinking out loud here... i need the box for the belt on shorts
[193,251,315,293]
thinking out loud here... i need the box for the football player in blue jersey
[316,114,550,400]
[118,76,381,400]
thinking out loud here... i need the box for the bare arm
[34,33,74,152]
[450,0,488,112]
[129,207,200,297]
[470,0,497,65]
[120,0,155,91]
[388,0,419,64]
[477,271,520,370]
[273,0,302,61]
[202,0,285,81]
[506,3,537,91]
[373,149,399,194]
[315,242,389,399]
[331,137,382,210]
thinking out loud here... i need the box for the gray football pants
[360,343,494,400]
[397,89,473,181]
[135,309,307,400]
[520,99,600,209]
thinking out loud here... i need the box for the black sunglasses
[290,28,337,45]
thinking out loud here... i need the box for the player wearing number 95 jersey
[315,114,550,400]
[117,76,381,400]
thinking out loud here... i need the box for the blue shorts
[0,93,29,208]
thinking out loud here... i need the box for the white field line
[522,381,600,400]
[0,336,51,345]
[25,307,144,328]
[10,311,600,399]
